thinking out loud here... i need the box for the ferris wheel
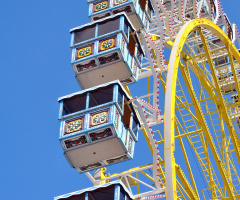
[55,0,240,199]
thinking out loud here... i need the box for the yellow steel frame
[165,18,240,199]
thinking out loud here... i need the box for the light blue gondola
[162,0,180,11]
[230,95,240,129]
[214,51,240,78]
[162,0,211,17]
[87,0,154,30]
[204,14,232,50]
[213,53,240,92]
[58,81,141,173]
[195,14,232,54]
[70,13,144,89]
[54,180,134,200]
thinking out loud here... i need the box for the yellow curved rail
[165,18,240,200]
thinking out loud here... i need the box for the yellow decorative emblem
[91,112,108,126]
[95,1,108,12]
[78,46,92,58]
[100,38,115,51]
[114,0,127,5]
[66,119,82,133]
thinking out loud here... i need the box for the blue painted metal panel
[58,101,63,119]
[70,31,75,47]
[114,184,120,200]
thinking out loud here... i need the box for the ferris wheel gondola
[70,13,144,89]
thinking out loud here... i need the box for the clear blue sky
[1,1,240,199]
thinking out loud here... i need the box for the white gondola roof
[70,13,134,33]
[54,180,134,200]
[58,80,131,102]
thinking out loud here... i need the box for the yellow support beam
[176,165,198,200]
[198,28,240,164]
[176,179,189,199]
[175,124,200,199]
[227,45,240,102]
[175,95,200,123]
[164,18,240,199]
[106,163,153,179]
[179,60,234,199]
[139,171,154,182]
